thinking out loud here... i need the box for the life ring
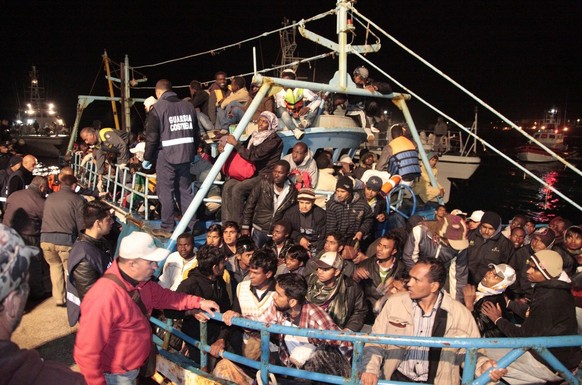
[381,175,401,195]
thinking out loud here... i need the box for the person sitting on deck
[284,188,326,257]
[352,232,406,323]
[207,71,231,129]
[305,251,368,332]
[413,151,445,208]
[277,245,310,276]
[220,111,283,224]
[158,232,198,291]
[222,249,278,360]
[215,76,252,132]
[282,141,318,189]
[376,124,421,184]
[462,263,516,337]
[165,245,232,370]
[226,235,255,285]
[264,220,294,270]
[325,175,374,250]
[346,65,392,133]
[241,160,297,248]
[482,250,581,385]
[361,258,507,385]
[275,69,322,139]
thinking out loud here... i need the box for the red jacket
[74,260,202,385]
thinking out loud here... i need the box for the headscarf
[474,265,516,303]
[248,111,278,148]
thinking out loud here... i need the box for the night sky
[1,0,581,132]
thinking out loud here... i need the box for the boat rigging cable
[349,5,582,179]
[131,51,336,90]
[132,9,336,70]
[355,50,582,214]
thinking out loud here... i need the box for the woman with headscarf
[221,111,283,223]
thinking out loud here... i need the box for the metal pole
[103,51,121,130]
[124,55,131,133]
[392,95,444,204]
[164,82,273,251]
[338,0,348,90]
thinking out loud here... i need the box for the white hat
[339,155,353,165]
[450,209,467,217]
[119,232,170,262]
[468,210,485,223]
[130,142,146,154]
[316,251,343,270]
[144,96,157,110]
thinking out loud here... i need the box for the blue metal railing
[151,312,582,385]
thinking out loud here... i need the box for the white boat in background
[516,108,569,163]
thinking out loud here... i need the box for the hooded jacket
[325,190,374,240]
[495,278,581,370]
[282,149,319,187]
[467,226,516,285]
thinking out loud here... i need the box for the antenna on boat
[253,46,258,80]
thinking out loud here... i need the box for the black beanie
[481,211,501,230]
[336,176,353,192]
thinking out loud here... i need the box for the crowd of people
[0,69,581,385]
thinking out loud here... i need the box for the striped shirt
[397,291,443,382]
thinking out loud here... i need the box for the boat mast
[103,51,121,130]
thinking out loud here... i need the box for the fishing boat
[14,66,69,157]
[61,2,582,385]
[516,108,569,163]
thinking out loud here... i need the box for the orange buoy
[381,175,401,195]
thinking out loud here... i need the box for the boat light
[26,119,34,125]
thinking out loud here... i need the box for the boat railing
[150,312,582,385]
[71,152,338,223]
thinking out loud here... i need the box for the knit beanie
[480,211,501,230]
[336,176,353,193]
[530,249,563,280]
[533,227,555,248]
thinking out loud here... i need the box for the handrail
[150,312,582,385]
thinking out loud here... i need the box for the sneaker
[152,228,173,238]
[293,128,304,140]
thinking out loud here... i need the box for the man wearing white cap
[482,249,581,384]
[74,232,219,385]
[466,210,484,231]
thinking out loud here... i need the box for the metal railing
[151,312,582,385]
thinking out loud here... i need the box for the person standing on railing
[361,258,507,385]
[482,249,581,384]
[433,116,448,153]
[74,232,219,385]
[143,79,199,238]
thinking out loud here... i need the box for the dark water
[447,152,582,225]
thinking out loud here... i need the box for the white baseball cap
[119,232,170,262]
[468,210,485,223]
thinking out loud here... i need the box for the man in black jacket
[144,79,199,237]
[242,160,297,247]
[66,201,113,326]
[3,176,49,299]
[483,250,581,384]
[40,174,86,306]
[467,211,516,285]
[166,245,231,368]
[284,188,326,255]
